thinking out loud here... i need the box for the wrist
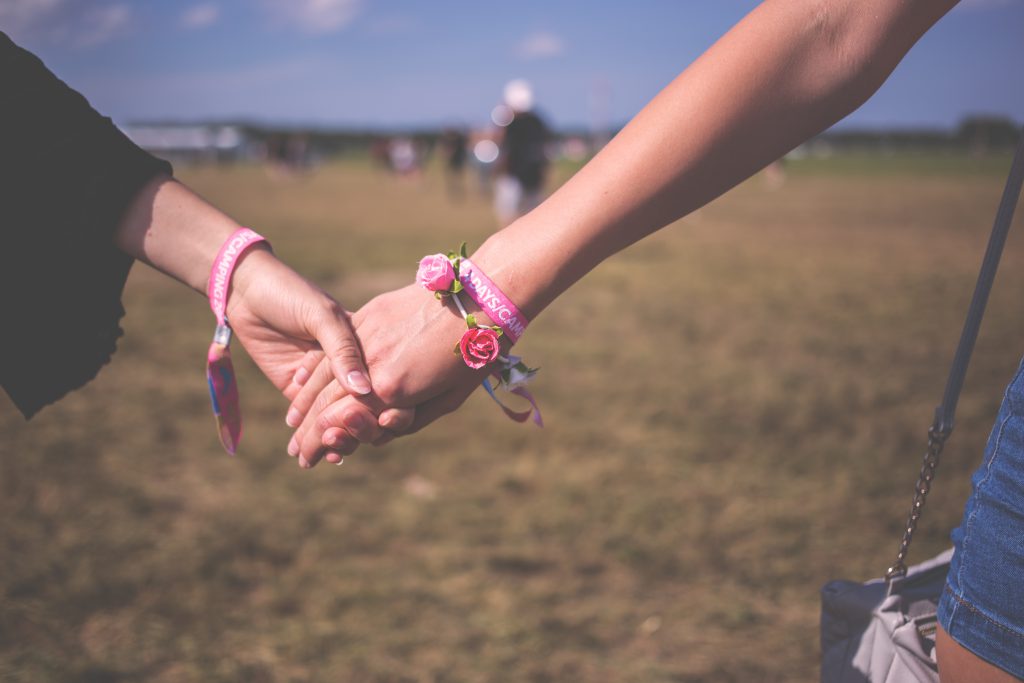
[471,220,562,322]
[224,243,278,319]
[114,177,245,295]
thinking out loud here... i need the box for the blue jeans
[938,359,1024,678]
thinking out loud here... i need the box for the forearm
[472,0,958,319]
[113,176,247,294]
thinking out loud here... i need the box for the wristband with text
[206,227,268,454]
[457,257,529,344]
[416,244,542,426]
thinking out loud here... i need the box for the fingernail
[347,371,372,395]
[380,413,396,429]
[287,436,299,457]
[286,407,301,428]
[293,366,310,386]
[336,457,345,467]
[298,456,312,469]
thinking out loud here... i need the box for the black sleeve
[0,31,173,418]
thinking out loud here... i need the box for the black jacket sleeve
[0,31,173,418]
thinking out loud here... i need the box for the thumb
[310,305,373,396]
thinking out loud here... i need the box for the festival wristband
[416,244,542,426]
[457,257,528,344]
[205,227,268,454]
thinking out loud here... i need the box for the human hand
[222,247,386,456]
[285,283,497,467]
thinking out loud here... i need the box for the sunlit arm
[288,0,961,461]
[471,0,959,318]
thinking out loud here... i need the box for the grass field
[2,152,1023,682]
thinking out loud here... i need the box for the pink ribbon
[482,376,544,427]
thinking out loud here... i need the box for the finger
[310,306,372,396]
[298,395,376,465]
[320,434,359,466]
[322,427,348,449]
[378,407,415,434]
[368,407,415,447]
[307,390,391,445]
[316,433,360,467]
[286,357,335,427]
[314,393,385,445]
[291,378,348,460]
[302,431,358,469]
[283,349,325,402]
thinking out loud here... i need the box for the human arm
[112,176,376,397]
[287,0,960,464]
[0,30,387,446]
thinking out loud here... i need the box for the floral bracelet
[416,244,542,426]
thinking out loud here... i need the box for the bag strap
[886,128,1024,582]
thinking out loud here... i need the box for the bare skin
[112,176,413,464]
[289,0,1021,677]
[292,0,962,451]
[937,626,1022,683]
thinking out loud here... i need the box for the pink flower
[416,254,456,292]
[459,327,501,369]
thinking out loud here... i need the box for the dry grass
[2,153,1022,682]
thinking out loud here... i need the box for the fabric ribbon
[482,375,544,427]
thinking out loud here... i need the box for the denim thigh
[938,359,1024,678]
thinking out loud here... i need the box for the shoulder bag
[819,128,1024,683]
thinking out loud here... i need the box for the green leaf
[452,281,464,293]
[465,313,477,327]
[459,242,468,258]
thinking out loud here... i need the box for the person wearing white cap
[493,79,550,227]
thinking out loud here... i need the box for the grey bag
[819,129,1024,683]
[821,549,952,683]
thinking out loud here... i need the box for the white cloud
[516,31,566,60]
[73,4,131,47]
[0,0,132,48]
[0,0,63,34]
[181,3,220,30]
[264,0,362,34]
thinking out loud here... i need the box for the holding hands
[284,246,540,469]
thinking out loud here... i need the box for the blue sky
[3,0,1022,131]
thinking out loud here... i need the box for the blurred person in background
[439,127,469,200]
[0,31,401,447]
[493,79,550,226]
[286,1,1021,680]
[388,136,422,180]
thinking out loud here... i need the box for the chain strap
[885,421,952,581]
[883,130,1024,583]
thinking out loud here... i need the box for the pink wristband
[207,227,267,325]
[458,258,529,344]
[205,227,268,455]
